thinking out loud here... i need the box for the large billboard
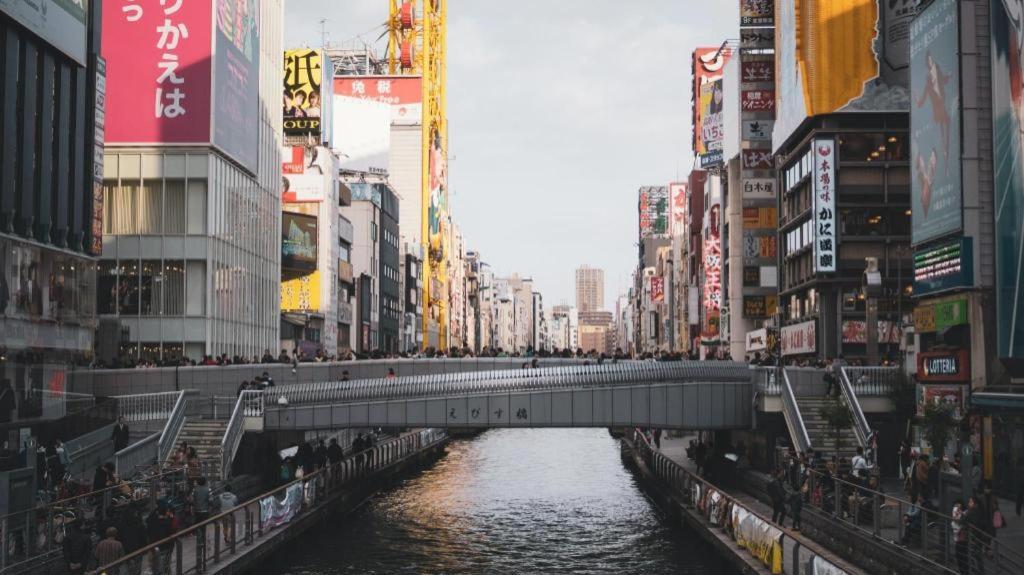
[427,130,448,266]
[281,146,330,203]
[991,0,1024,360]
[692,47,731,157]
[1,0,88,65]
[812,137,837,273]
[638,186,669,239]
[910,0,962,246]
[282,212,318,272]
[281,270,321,313]
[213,0,260,172]
[283,48,330,144]
[102,0,213,145]
[669,182,688,236]
[773,0,918,151]
[699,80,725,167]
[333,96,391,174]
[333,76,423,125]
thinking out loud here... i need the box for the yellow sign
[281,271,321,312]
[915,305,936,333]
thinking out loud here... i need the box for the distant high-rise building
[575,266,605,312]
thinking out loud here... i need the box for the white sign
[781,320,816,356]
[746,328,768,352]
[332,96,391,174]
[743,178,775,200]
[743,119,773,141]
[812,137,837,272]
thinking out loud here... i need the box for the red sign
[742,90,775,112]
[650,276,665,303]
[703,204,722,312]
[917,350,970,382]
[692,47,732,154]
[334,76,422,125]
[741,61,775,84]
[282,146,305,175]
[670,182,687,236]
[101,0,213,145]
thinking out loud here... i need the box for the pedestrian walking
[953,500,969,574]
[652,428,662,449]
[966,495,988,575]
[191,477,211,524]
[353,433,366,469]
[769,471,788,526]
[146,504,174,575]
[94,527,125,570]
[314,439,328,469]
[823,359,839,397]
[788,488,803,531]
[850,446,872,486]
[111,416,130,452]
[218,484,239,546]
[327,438,344,465]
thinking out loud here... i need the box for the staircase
[170,419,229,478]
[795,395,860,464]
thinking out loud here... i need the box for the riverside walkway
[93,429,447,575]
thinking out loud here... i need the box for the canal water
[273,428,729,574]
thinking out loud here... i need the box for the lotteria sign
[917,349,970,382]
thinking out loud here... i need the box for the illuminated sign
[812,137,837,272]
[917,349,970,382]
[914,238,973,296]
[781,320,816,356]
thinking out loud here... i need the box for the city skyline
[283,0,739,306]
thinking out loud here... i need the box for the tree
[819,397,854,460]
[922,402,956,459]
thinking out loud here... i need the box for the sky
[284,0,738,308]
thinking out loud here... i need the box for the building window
[118,260,140,316]
[164,260,185,315]
[104,181,139,235]
[165,180,186,234]
[97,260,118,315]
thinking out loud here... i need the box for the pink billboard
[102,1,213,146]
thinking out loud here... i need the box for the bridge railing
[95,428,448,575]
[628,429,850,574]
[113,390,182,422]
[841,366,902,396]
[271,361,753,406]
[0,464,196,573]
[780,455,1024,575]
[780,369,812,454]
[158,390,198,463]
[220,391,264,478]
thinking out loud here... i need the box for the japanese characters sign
[699,80,725,167]
[743,178,776,199]
[742,120,773,141]
[812,138,837,273]
[740,27,775,51]
[742,61,775,84]
[102,0,213,146]
[669,182,688,236]
[283,49,325,138]
[650,276,665,303]
[334,76,423,125]
[692,47,731,158]
[741,150,773,170]
[703,203,723,312]
[638,186,669,240]
[742,90,776,112]
[781,320,816,356]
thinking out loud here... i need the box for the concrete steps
[170,419,228,477]
[794,396,861,460]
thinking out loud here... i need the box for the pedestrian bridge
[261,361,754,430]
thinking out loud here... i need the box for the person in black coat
[327,438,344,465]
[62,520,92,575]
[314,440,328,469]
[111,417,130,452]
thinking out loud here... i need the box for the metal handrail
[220,391,264,478]
[158,390,196,463]
[113,390,182,421]
[751,366,781,395]
[115,431,160,476]
[842,366,901,396]
[838,367,869,449]
[273,362,752,406]
[783,455,1024,575]
[780,368,812,453]
[95,428,449,575]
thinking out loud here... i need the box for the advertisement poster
[427,129,447,266]
[700,80,725,166]
[281,147,329,203]
[703,204,723,313]
[333,96,391,174]
[774,0,917,152]
[669,183,688,236]
[281,212,318,271]
[812,137,837,272]
[334,76,423,125]
[101,0,212,145]
[281,270,322,313]
[283,48,326,142]
[651,276,665,303]
[917,384,967,418]
[989,0,1024,360]
[840,320,901,344]
[740,0,775,26]
[693,47,731,157]
[781,320,816,356]
[638,186,669,239]
[213,0,260,172]
[910,0,962,245]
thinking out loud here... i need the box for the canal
[271,428,730,574]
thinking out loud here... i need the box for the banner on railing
[731,506,783,573]
[812,556,849,575]
[259,483,304,529]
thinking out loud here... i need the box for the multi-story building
[1,1,102,390]
[551,304,579,352]
[343,176,401,354]
[337,214,355,355]
[97,1,284,362]
[531,292,546,352]
[574,265,604,312]
[400,241,423,353]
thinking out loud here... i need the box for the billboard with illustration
[773,0,918,152]
[428,130,448,267]
[910,0,961,246]
[699,80,725,167]
[213,0,260,172]
[281,270,321,313]
[284,48,331,144]
[692,47,731,157]
[990,0,1024,361]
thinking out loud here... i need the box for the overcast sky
[285,0,738,308]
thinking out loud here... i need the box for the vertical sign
[90,56,106,256]
[651,276,665,303]
[813,137,837,272]
[670,182,688,236]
